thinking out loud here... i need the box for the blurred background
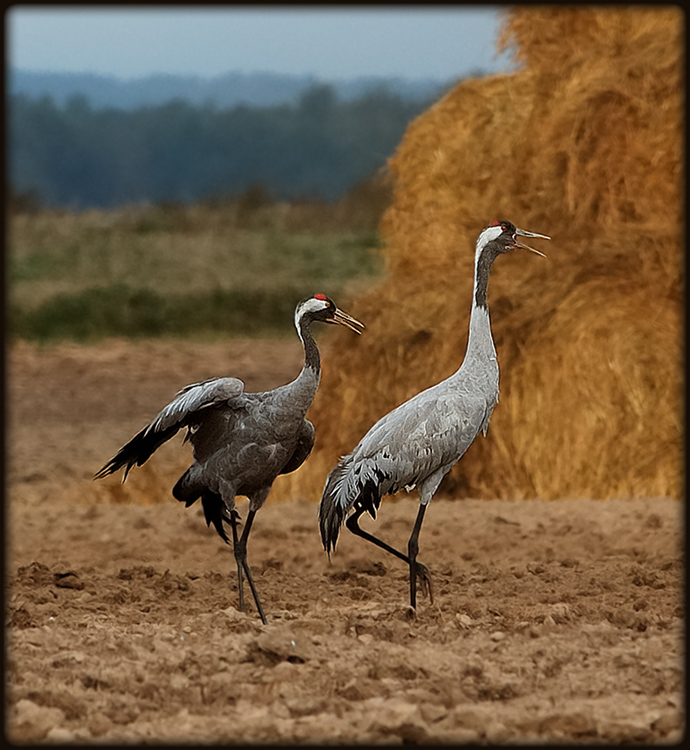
[7,6,510,340]
[6,6,683,505]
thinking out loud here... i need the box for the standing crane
[319,221,549,611]
[95,294,364,624]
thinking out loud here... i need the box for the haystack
[277,6,683,503]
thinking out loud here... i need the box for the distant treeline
[9,68,452,110]
[8,83,441,210]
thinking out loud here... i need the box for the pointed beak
[514,227,550,257]
[331,307,365,334]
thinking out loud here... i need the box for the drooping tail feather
[200,491,232,544]
[319,463,351,556]
[318,457,387,555]
[94,423,180,481]
[172,474,232,545]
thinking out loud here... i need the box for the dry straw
[275,6,683,503]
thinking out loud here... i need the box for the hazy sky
[7,5,514,80]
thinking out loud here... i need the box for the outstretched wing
[94,377,245,481]
[144,377,245,436]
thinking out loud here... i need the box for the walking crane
[319,221,549,611]
[96,294,364,623]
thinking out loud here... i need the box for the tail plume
[200,491,231,544]
[172,474,232,544]
[318,458,387,555]
[318,462,351,555]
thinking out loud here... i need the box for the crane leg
[407,502,428,611]
[228,513,246,610]
[229,509,267,625]
[345,503,433,604]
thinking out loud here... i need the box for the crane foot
[414,562,434,604]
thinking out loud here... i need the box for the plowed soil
[5,340,684,744]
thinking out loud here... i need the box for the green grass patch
[8,283,332,342]
[8,198,385,341]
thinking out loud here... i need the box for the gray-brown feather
[319,370,496,553]
[95,293,361,556]
[173,388,315,508]
[97,368,320,536]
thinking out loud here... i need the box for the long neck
[287,315,321,410]
[463,242,499,367]
[297,316,321,373]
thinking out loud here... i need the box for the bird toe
[415,562,434,604]
[404,604,418,620]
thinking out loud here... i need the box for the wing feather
[278,420,315,475]
[320,378,494,553]
[145,377,245,435]
[94,377,245,480]
[321,386,488,521]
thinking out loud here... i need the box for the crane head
[480,220,550,257]
[296,294,365,334]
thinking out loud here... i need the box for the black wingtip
[93,458,134,482]
[93,463,115,481]
[94,422,178,484]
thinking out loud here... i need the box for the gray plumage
[95,293,363,623]
[319,221,549,610]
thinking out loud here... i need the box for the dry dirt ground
[5,340,685,745]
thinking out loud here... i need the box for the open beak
[331,307,365,334]
[514,227,550,257]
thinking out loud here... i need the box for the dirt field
[5,340,685,744]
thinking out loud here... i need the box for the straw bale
[274,5,683,504]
